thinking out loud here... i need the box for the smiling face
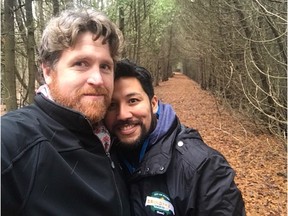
[104,77,158,148]
[42,32,114,124]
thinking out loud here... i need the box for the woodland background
[155,72,287,216]
[1,0,287,143]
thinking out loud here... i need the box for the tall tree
[25,0,37,104]
[52,0,59,15]
[3,0,18,111]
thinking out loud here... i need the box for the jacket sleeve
[1,115,40,215]
[196,153,246,216]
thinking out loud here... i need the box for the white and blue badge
[145,191,175,215]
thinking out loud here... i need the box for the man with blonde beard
[1,8,130,216]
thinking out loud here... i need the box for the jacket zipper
[84,116,124,215]
[106,152,115,169]
[106,152,124,216]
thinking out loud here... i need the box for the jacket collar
[34,93,94,134]
[128,118,181,180]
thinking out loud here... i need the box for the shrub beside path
[154,72,287,216]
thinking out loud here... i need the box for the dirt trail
[154,73,287,216]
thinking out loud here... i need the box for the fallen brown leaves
[155,73,287,216]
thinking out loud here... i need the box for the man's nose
[87,68,104,85]
[117,104,133,120]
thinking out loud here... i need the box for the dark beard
[118,123,148,152]
[117,132,147,166]
[116,114,158,164]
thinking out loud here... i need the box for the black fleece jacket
[1,94,131,216]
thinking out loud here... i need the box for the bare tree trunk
[154,60,161,86]
[38,0,44,32]
[161,58,169,82]
[200,57,207,90]
[25,0,37,104]
[36,0,45,85]
[136,1,141,63]
[52,0,59,16]
[166,26,173,78]
[3,0,18,111]
[15,1,27,45]
[118,5,126,57]
[132,0,137,62]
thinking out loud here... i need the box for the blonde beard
[73,99,107,123]
[48,74,110,124]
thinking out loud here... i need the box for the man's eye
[100,64,112,71]
[129,98,139,104]
[74,61,86,67]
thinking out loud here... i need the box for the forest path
[154,72,286,216]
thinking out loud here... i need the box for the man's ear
[151,95,158,114]
[41,63,53,85]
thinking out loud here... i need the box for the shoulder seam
[2,137,47,174]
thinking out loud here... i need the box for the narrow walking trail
[154,73,286,216]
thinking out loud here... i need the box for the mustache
[113,119,141,128]
[78,87,108,95]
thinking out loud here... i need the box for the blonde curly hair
[38,8,123,69]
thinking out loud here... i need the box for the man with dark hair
[105,59,246,215]
[1,8,130,216]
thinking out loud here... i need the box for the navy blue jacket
[119,115,245,215]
